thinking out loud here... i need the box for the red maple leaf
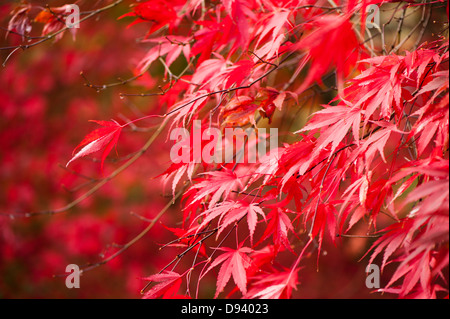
[118,0,181,37]
[295,14,367,94]
[245,269,298,299]
[220,96,259,127]
[196,200,265,244]
[204,245,253,298]
[7,4,32,40]
[34,5,79,41]
[255,207,294,254]
[66,120,123,171]
[189,169,244,209]
[142,271,182,299]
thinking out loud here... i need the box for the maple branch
[129,211,156,223]
[293,5,341,11]
[0,26,46,41]
[80,70,147,92]
[391,4,432,54]
[185,240,203,296]
[390,7,407,52]
[77,187,185,275]
[413,6,432,50]
[249,50,278,67]
[336,234,381,238]
[119,58,195,97]
[2,121,167,218]
[141,221,221,294]
[159,228,220,251]
[380,1,404,54]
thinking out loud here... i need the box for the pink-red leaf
[142,271,182,299]
[67,120,123,171]
[204,246,253,298]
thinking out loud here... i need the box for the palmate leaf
[21,0,446,300]
[188,169,244,209]
[203,245,253,298]
[7,4,32,40]
[245,269,298,299]
[66,120,123,171]
[294,14,367,94]
[254,207,294,254]
[118,0,182,37]
[196,200,265,244]
[142,271,182,299]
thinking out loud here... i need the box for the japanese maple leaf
[405,179,449,216]
[190,57,256,93]
[279,137,316,189]
[189,169,244,209]
[389,157,449,216]
[387,245,435,298]
[142,271,182,299]
[167,90,209,128]
[191,16,237,64]
[295,14,367,94]
[367,215,445,298]
[118,0,181,37]
[251,147,285,186]
[34,5,78,41]
[297,104,362,157]
[255,207,294,253]
[408,105,449,157]
[66,120,123,171]
[245,269,298,299]
[366,218,415,272]
[220,96,260,127]
[7,4,32,40]
[284,104,361,185]
[220,59,255,89]
[160,224,207,257]
[204,245,253,298]
[196,200,265,244]
[415,70,449,113]
[253,8,292,60]
[354,121,405,168]
[308,203,337,260]
[222,0,253,50]
[137,36,191,73]
[159,161,197,197]
[189,57,228,94]
[347,54,409,123]
[190,2,254,63]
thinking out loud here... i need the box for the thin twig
[2,121,167,218]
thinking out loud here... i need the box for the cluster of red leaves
[3,0,448,299]
[122,0,447,299]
